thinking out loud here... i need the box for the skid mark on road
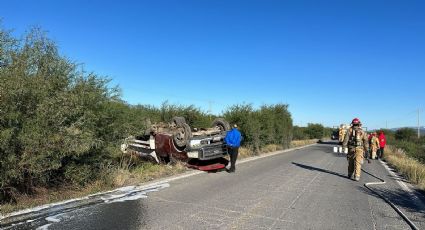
[151,196,296,228]
[189,211,233,229]
[367,196,378,230]
[226,171,305,229]
[268,158,338,229]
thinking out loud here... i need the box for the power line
[378,110,417,129]
[376,108,424,130]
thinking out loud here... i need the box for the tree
[395,128,416,141]
[0,26,122,198]
[224,103,293,152]
[304,123,325,139]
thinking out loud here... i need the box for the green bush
[223,103,293,153]
[159,101,211,129]
[0,27,123,195]
[395,128,417,141]
[304,123,325,139]
[292,126,308,140]
[379,129,425,163]
[292,124,330,140]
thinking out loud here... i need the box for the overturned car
[121,117,231,164]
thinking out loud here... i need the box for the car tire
[172,117,186,126]
[173,123,192,148]
[212,118,231,132]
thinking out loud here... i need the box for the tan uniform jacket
[370,136,380,149]
[342,127,369,152]
[339,128,347,142]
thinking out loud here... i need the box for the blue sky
[1,0,424,129]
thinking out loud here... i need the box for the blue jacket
[224,128,242,148]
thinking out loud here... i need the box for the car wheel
[172,117,186,126]
[173,123,192,148]
[212,118,231,132]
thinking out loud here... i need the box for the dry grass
[126,162,187,184]
[385,146,425,190]
[238,146,254,159]
[291,139,319,148]
[262,144,284,153]
[0,162,188,215]
[238,145,276,159]
[1,181,109,215]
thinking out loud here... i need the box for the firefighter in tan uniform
[338,124,347,145]
[370,132,380,159]
[343,118,369,181]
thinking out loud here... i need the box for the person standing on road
[343,118,369,181]
[224,124,242,173]
[378,131,386,159]
[370,132,380,160]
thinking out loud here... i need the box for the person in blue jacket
[224,124,242,173]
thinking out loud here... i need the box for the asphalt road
[3,142,425,230]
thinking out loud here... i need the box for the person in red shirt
[378,131,387,159]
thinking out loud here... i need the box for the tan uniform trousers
[339,130,346,143]
[370,146,379,159]
[348,147,364,179]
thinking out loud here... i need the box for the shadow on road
[311,143,346,157]
[358,185,425,216]
[359,169,425,216]
[362,168,385,181]
[206,168,228,173]
[317,140,338,145]
[291,162,348,180]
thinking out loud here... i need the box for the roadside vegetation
[386,146,425,190]
[380,128,425,190]
[293,123,333,140]
[0,25,328,214]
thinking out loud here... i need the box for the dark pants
[228,147,239,172]
[379,147,385,159]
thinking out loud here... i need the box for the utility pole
[386,120,388,129]
[207,101,214,121]
[418,109,421,139]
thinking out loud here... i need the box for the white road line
[379,160,424,205]
[365,162,421,230]
[380,160,414,193]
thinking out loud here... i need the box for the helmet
[351,118,361,125]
